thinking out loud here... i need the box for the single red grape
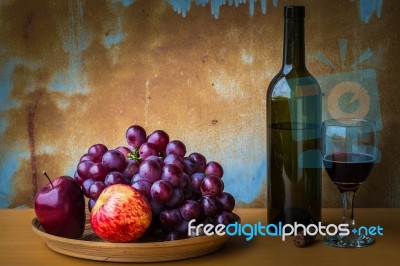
[77,160,94,180]
[179,200,202,221]
[139,159,162,183]
[189,152,207,172]
[102,150,127,171]
[214,211,236,226]
[200,175,224,196]
[161,164,183,187]
[88,163,109,182]
[126,125,147,148]
[81,179,95,198]
[104,171,125,186]
[87,144,108,163]
[132,180,152,200]
[139,142,159,160]
[205,161,224,178]
[166,140,186,157]
[190,172,206,194]
[89,181,106,200]
[147,130,170,153]
[151,180,173,203]
[201,196,223,217]
[216,192,235,212]
[164,154,185,171]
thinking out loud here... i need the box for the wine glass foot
[323,234,375,248]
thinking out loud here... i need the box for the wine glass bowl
[322,118,377,248]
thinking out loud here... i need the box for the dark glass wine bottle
[267,6,322,227]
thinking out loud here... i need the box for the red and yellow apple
[90,184,152,242]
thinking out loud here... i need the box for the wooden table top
[0,208,399,266]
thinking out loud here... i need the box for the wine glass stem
[341,191,356,229]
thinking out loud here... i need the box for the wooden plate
[32,218,230,262]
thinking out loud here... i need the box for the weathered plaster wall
[0,0,398,208]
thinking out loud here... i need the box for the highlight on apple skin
[90,184,152,242]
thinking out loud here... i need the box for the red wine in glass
[323,152,375,192]
[322,118,377,248]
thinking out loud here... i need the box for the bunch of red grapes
[74,125,237,240]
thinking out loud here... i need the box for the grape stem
[127,147,142,161]
[42,171,54,188]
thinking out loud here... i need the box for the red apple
[34,172,85,239]
[90,184,152,242]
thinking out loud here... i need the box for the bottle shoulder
[268,67,320,98]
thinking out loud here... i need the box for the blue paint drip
[168,0,273,19]
[338,39,348,70]
[249,0,255,16]
[359,0,383,23]
[168,0,191,17]
[197,0,208,7]
[104,17,124,48]
[112,0,134,7]
[0,59,22,112]
[351,48,373,69]
[261,0,267,14]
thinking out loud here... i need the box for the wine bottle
[267,6,322,227]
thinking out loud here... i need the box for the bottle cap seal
[284,6,305,18]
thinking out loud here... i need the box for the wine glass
[321,118,377,248]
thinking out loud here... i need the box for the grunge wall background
[1,0,399,208]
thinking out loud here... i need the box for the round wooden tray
[32,218,230,262]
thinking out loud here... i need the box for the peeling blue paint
[168,0,381,22]
[261,0,267,14]
[49,0,89,95]
[104,17,124,48]
[168,0,278,19]
[0,59,22,112]
[103,1,132,51]
[359,0,383,23]
[168,0,191,17]
[0,60,22,138]
[112,0,134,7]
[224,154,266,204]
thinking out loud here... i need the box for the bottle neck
[282,17,305,69]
